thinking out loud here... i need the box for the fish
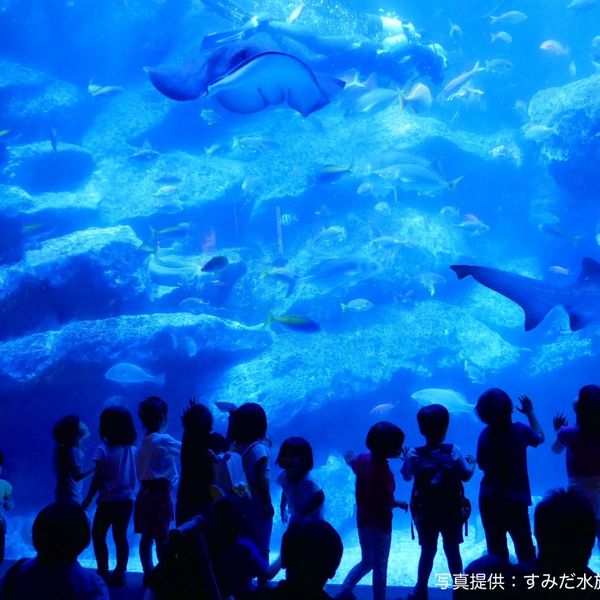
[485,59,514,73]
[281,213,298,226]
[489,10,528,25]
[314,164,352,184]
[370,403,397,416]
[567,0,598,10]
[341,298,374,312]
[147,254,205,287]
[311,225,347,245]
[451,257,600,331]
[105,363,165,386]
[456,213,490,235]
[179,297,209,314]
[540,39,570,57]
[152,185,179,197]
[401,83,432,113]
[373,201,391,215]
[491,31,512,44]
[522,124,558,142]
[549,265,571,276]
[151,223,191,238]
[88,80,123,97]
[411,388,476,416]
[202,256,229,271]
[267,313,321,332]
[264,267,299,297]
[440,61,486,99]
[374,163,463,195]
[287,2,305,23]
[371,236,407,249]
[449,20,463,37]
[21,223,47,235]
[346,88,399,114]
[205,51,342,117]
[232,135,280,152]
[204,144,224,156]
[538,222,582,243]
[305,256,382,283]
[130,141,160,160]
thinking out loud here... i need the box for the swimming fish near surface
[440,61,486,100]
[105,363,165,386]
[401,83,432,113]
[341,298,374,312]
[489,10,528,25]
[205,52,342,117]
[451,257,600,331]
[411,388,476,417]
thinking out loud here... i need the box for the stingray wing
[145,63,209,101]
[206,51,339,116]
[451,264,565,331]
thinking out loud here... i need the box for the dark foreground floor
[0,560,452,599]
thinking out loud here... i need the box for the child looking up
[53,415,94,504]
[135,396,181,579]
[476,388,544,563]
[401,404,475,600]
[83,406,137,586]
[337,421,407,600]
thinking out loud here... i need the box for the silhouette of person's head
[33,501,91,565]
[366,421,405,459]
[417,404,450,444]
[534,488,596,572]
[476,388,513,427]
[280,520,343,592]
[575,384,600,434]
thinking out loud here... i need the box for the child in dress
[82,406,137,586]
[0,451,14,563]
[475,388,544,563]
[552,384,600,544]
[337,421,407,600]
[135,396,181,578]
[53,415,94,504]
[228,403,274,565]
[401,404,475,600]
[276,437,324,525]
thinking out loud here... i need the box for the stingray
[205,51,342,116]
[451,257,600,331]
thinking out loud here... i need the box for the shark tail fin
[522,302,554,331]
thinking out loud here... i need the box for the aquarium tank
[1,0,600,587]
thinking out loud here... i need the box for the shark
[451,257,600,331]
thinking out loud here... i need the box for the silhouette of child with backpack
[401,404,475,600]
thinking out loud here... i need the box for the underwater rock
[3,142,95,194]
[528,73,600,196]
[205,301,520,430]
[0,60,89,143]
[0,226,148,340]
[0,313,271,384]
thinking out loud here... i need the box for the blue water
[1,0,600,586]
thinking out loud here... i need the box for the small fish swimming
[281,213,298,226]
[449,20,463,38]
[152,185,179,197]
[267,313,321,333]
[179,297,209,314]
[130,141,160,160]
[549,265,571,276]
[370,402,397,416]
[440,61,486,99]
[357,179,396,199]
[50,127,58,152]
[88,80,123,97]
[489,10,528,25]
[415,272,447,296]
[567,0,598,10]
[491,31,512,44]
[456,213,490,235]
[485,59,514,73]
[311,225,347,245]
[540,39,570,57]
[411,388,476,416]
[105,363,165,386]
[202,256,229,271]
[232,135,280,152]
[373,201,391,215]
[287,2,305,23]
[341,298,374,312]
[522,124,559,142]
[200,109,222,125]
[374,163,463,195]
[264,267,299,297]
[314,164,352,184]
[151,223,191,238]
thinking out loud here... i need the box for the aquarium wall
[1,0,600,583]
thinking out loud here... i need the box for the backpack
[409,444,471,538]
[209,451,251,502]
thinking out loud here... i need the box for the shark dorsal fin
[578,257,600,282]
